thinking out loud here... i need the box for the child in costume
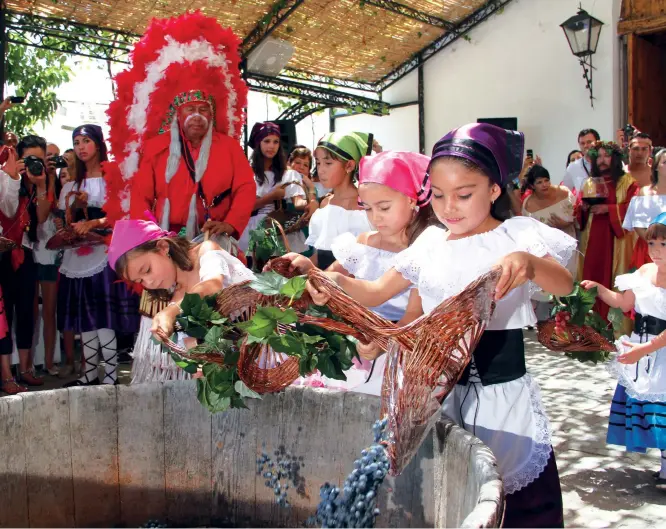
[305,132,374,270]
[59,125,140,387]
[582,212,666,491]
[295,123,576,527]
[108,219,254,343]
[287,151,433,394]
[239,122,313,255]
[623,148,666,269]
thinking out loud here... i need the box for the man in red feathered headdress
[130,88,255,239]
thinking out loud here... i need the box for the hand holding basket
[46,191,110,250]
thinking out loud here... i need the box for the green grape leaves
[169,270,356,412]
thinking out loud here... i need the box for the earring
[413,205,420,212]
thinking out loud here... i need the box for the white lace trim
[503,374,553,495]
[607,353,666,403]
[59,257,108,279]
[331,232,397,277]
[130,316,191,383]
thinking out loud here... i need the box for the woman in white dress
[238,122,315,255]
[624,148,666,269]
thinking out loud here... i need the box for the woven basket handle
[155,328,189,356]
[64,190,89,226]
[252,217,291,268]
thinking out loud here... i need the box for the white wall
[421,0,620,182]
[334,105,419,153]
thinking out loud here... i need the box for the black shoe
[63,377,100,388]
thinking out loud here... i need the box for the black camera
[623,124,636,142]
[23,155,45,176]
[50,155,68,169]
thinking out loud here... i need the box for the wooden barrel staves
[0,384,503,528]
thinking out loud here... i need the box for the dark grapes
[310,418,390,528]
[256,445,304,508]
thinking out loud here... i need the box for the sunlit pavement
[525,330,665,528]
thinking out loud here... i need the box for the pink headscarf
[108,219,175,272]
[358,151,432,206]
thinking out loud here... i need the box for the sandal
[1,377,28,395]
[19,369,44,386]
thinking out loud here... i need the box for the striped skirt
[607,384,666,453]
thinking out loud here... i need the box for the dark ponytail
[406,204,438,245]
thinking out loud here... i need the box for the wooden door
[627,32,666,146]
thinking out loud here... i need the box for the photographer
[0,135,50,393]
[35,142,66,376]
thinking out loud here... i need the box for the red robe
[130,131,256,237]
[580,174,638,319]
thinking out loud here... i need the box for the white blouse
[623,194,666,230]
[199,250,255,286]
[394,217,577,329]
[254,169,306,216]
[331,232,409,322]
[58,177,108,278]
[0,169,20,229]
[609,269,666,402]
[305,204,372,251]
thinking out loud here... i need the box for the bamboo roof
[7,0,493,84]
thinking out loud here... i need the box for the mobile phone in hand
[9,96,25,104]
[526,149,534,159]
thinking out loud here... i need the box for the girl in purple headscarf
[291,123,576,527]
[58,125,140,387]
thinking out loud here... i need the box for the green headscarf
[317,132,374,163]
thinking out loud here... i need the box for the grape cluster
[139,520,167,528]
[256,443,306,508]
[554,311,571,336]
[309,418,390,529]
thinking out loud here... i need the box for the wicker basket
[536,320,616,353]
[251,216,291,271]
[266,180,310,234]
[0,236,16,253]
[46,191,109,250]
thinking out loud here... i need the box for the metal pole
[329,108,336,133]
[417,59,425,154]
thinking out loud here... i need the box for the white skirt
[608,332,666,402]
[441,366,552,495]
[130,316,191,384]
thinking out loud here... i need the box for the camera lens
[24,155,45,176]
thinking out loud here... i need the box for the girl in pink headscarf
[283,151,437,394]
[108,219,254,345]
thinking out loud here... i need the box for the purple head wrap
[430,123,524,186]
[72,124,108,162]
[248,121,281,150]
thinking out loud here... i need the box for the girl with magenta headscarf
[285,151,436,394]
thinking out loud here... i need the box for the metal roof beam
[377,0,515,91]
[245,73,389,115]
[241,0,305,57]
[361,0,456,31]
[280,69,378,93]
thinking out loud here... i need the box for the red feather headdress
[104,11,248,226]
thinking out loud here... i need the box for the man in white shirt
[562,128,600,193]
